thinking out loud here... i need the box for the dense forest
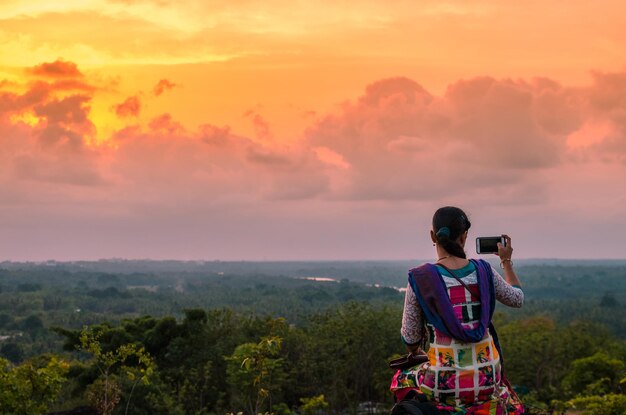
[0,260,624,414]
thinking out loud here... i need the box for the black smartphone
[476,236,505,254]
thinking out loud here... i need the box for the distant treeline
[0,261,624,343]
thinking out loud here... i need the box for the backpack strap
[434,262,479,299]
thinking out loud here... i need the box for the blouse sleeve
[401,283,426,346]
[491,265,524,308]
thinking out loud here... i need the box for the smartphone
[476,236,506,254]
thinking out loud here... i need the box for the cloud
[244,110,273,141]
[33,94,95,150]
[246,147,292,166]
[244,144,329,200]
[4,62,626,211]
[583,71,626,160]
[107,124,327,207]
[442,76,572,168]
[27,59,83,78]
[49,79,97,92]
[1,63,103,192]
[587,71,626,113]
[13,153,104,186]
[200,124,232,146]
[153,79,177,96]
[304,75,597,201]
[0,81,51,113]
[148,113,184,133]
[114,96,141,118]
[34,95,91,125]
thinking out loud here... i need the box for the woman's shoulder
[436,261,476,278]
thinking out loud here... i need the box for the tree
[295,302,400,411]
[562,352,624,397]
[0,356,68,414]
[175,360,214,414]
[497,317,616,403]
[226,335,285,415]
[0,313,12,329]
[76,327,154,415]
[300,394,329,415]
[0,342,24,364]
[599,293,619,308]
[566,394,626,415]
[21,314,44,332]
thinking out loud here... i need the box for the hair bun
[436,227,450,238]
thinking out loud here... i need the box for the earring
[433,243,435,246]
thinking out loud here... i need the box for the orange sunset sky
[1,0,625,260]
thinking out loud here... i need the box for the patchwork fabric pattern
[419,336,502,407]
[392,276,524,415]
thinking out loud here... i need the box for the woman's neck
[435,250,469,269]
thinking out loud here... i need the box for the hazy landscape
[0,260,624,414]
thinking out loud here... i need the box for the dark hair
[432,206,471,259]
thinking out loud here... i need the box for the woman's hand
[496,234,513,262]
[496,234,521,287]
